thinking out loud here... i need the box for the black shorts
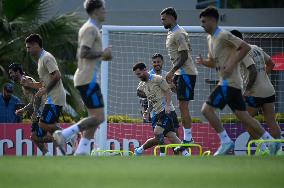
[76,83,104,109]
[245,95,276,108]
[206,85,246,111]
[155,110,175,136]
[40,104,62,124]
[151,110,179,129]
[173,74,196,101]
[31,122,46,137]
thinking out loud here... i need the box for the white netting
[103,26,284,155]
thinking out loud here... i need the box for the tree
[0,0,85,119]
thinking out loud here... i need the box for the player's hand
[101,46,112,61]
[20,77,32,87]
[35,87,47,98]
[166,71,174,84]
[142,111,149,120]
[195,54,204,65]
[243,90,251,97]
[165,106,170,114]
[16,108,24,116]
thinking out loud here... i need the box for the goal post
[97,25,284,154]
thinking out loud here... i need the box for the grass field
[0,156,284,188]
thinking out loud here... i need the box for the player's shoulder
[80,21,99,34]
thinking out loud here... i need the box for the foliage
[108,115,143,123]
[0,0,85,118]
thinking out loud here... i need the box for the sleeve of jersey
[137,81,146,91]
[242,53,255,68]
[177,33,190,52]
[44,56,59,74]
[81,27,97,48]
[223,32,243,48]
[207,37,213,59]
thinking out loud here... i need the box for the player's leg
[262,102,281,139]
[53,83,105,155]
[230,88,277,154]
[175,75,196,143]
[134,137,159,156]
[203,86,234,156]
[166,131,190,156]
[262,102,282,154]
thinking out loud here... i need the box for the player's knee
[201,103,210,116]
[154,133,164,145]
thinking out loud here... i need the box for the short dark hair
[84,0,104,15]
[8,63,24,75]
[151,53,164,61]
[160,7,177,20]
[230,30,243,40]
[133,62,146,71]
[199,6,219,21]
[25,34,43,48]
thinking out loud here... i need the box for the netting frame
[97,25,284,150]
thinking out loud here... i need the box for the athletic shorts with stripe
[76,83,104,109]
[173,74,196,101]
[206,85,246,111]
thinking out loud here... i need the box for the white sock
[62,123,80,140]
[74,137,90,155]
[137,145,144,153]
[218,130,231,144]
[160,152,166,156]
[183,128,192,141]
[182,150,190,156]
[261,131,274,140]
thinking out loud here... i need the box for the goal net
[97,26,284,155]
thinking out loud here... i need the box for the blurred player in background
[160,7,197,150]
[230,29,282,155]
[9,63,52,156]
[137,53,180,156]
[53,0,112,155]
[197,6,276,156]
[133,62,189,156]
[24,33,68,155]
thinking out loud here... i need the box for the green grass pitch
[0,156,284,188]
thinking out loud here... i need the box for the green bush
[108,115,143,123]
[220,114,240,124]
[178,117,202,123]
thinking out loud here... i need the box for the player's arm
[246,64,257,92]
[263,52,275,74]
[21,79,42,89]
[15,103,33,115]
[195,54,216,68]
[137,89,147,98]
[169,50,188,74]
[164,88,171,114]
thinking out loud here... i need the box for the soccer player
[137,53,180,156]
[160,7,197,148]
[24,33,67,154]
[230,29,282,154]
[8,63,52,156]
[53,0,112,155]
[197,6,276,156]
[133,62,189,156]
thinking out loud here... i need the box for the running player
[160,7,197,148]
[8,63,52,156]
[231,29,282,155]
[53,0,112,155]
[197,6,276,155]
[133,62,189,156]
